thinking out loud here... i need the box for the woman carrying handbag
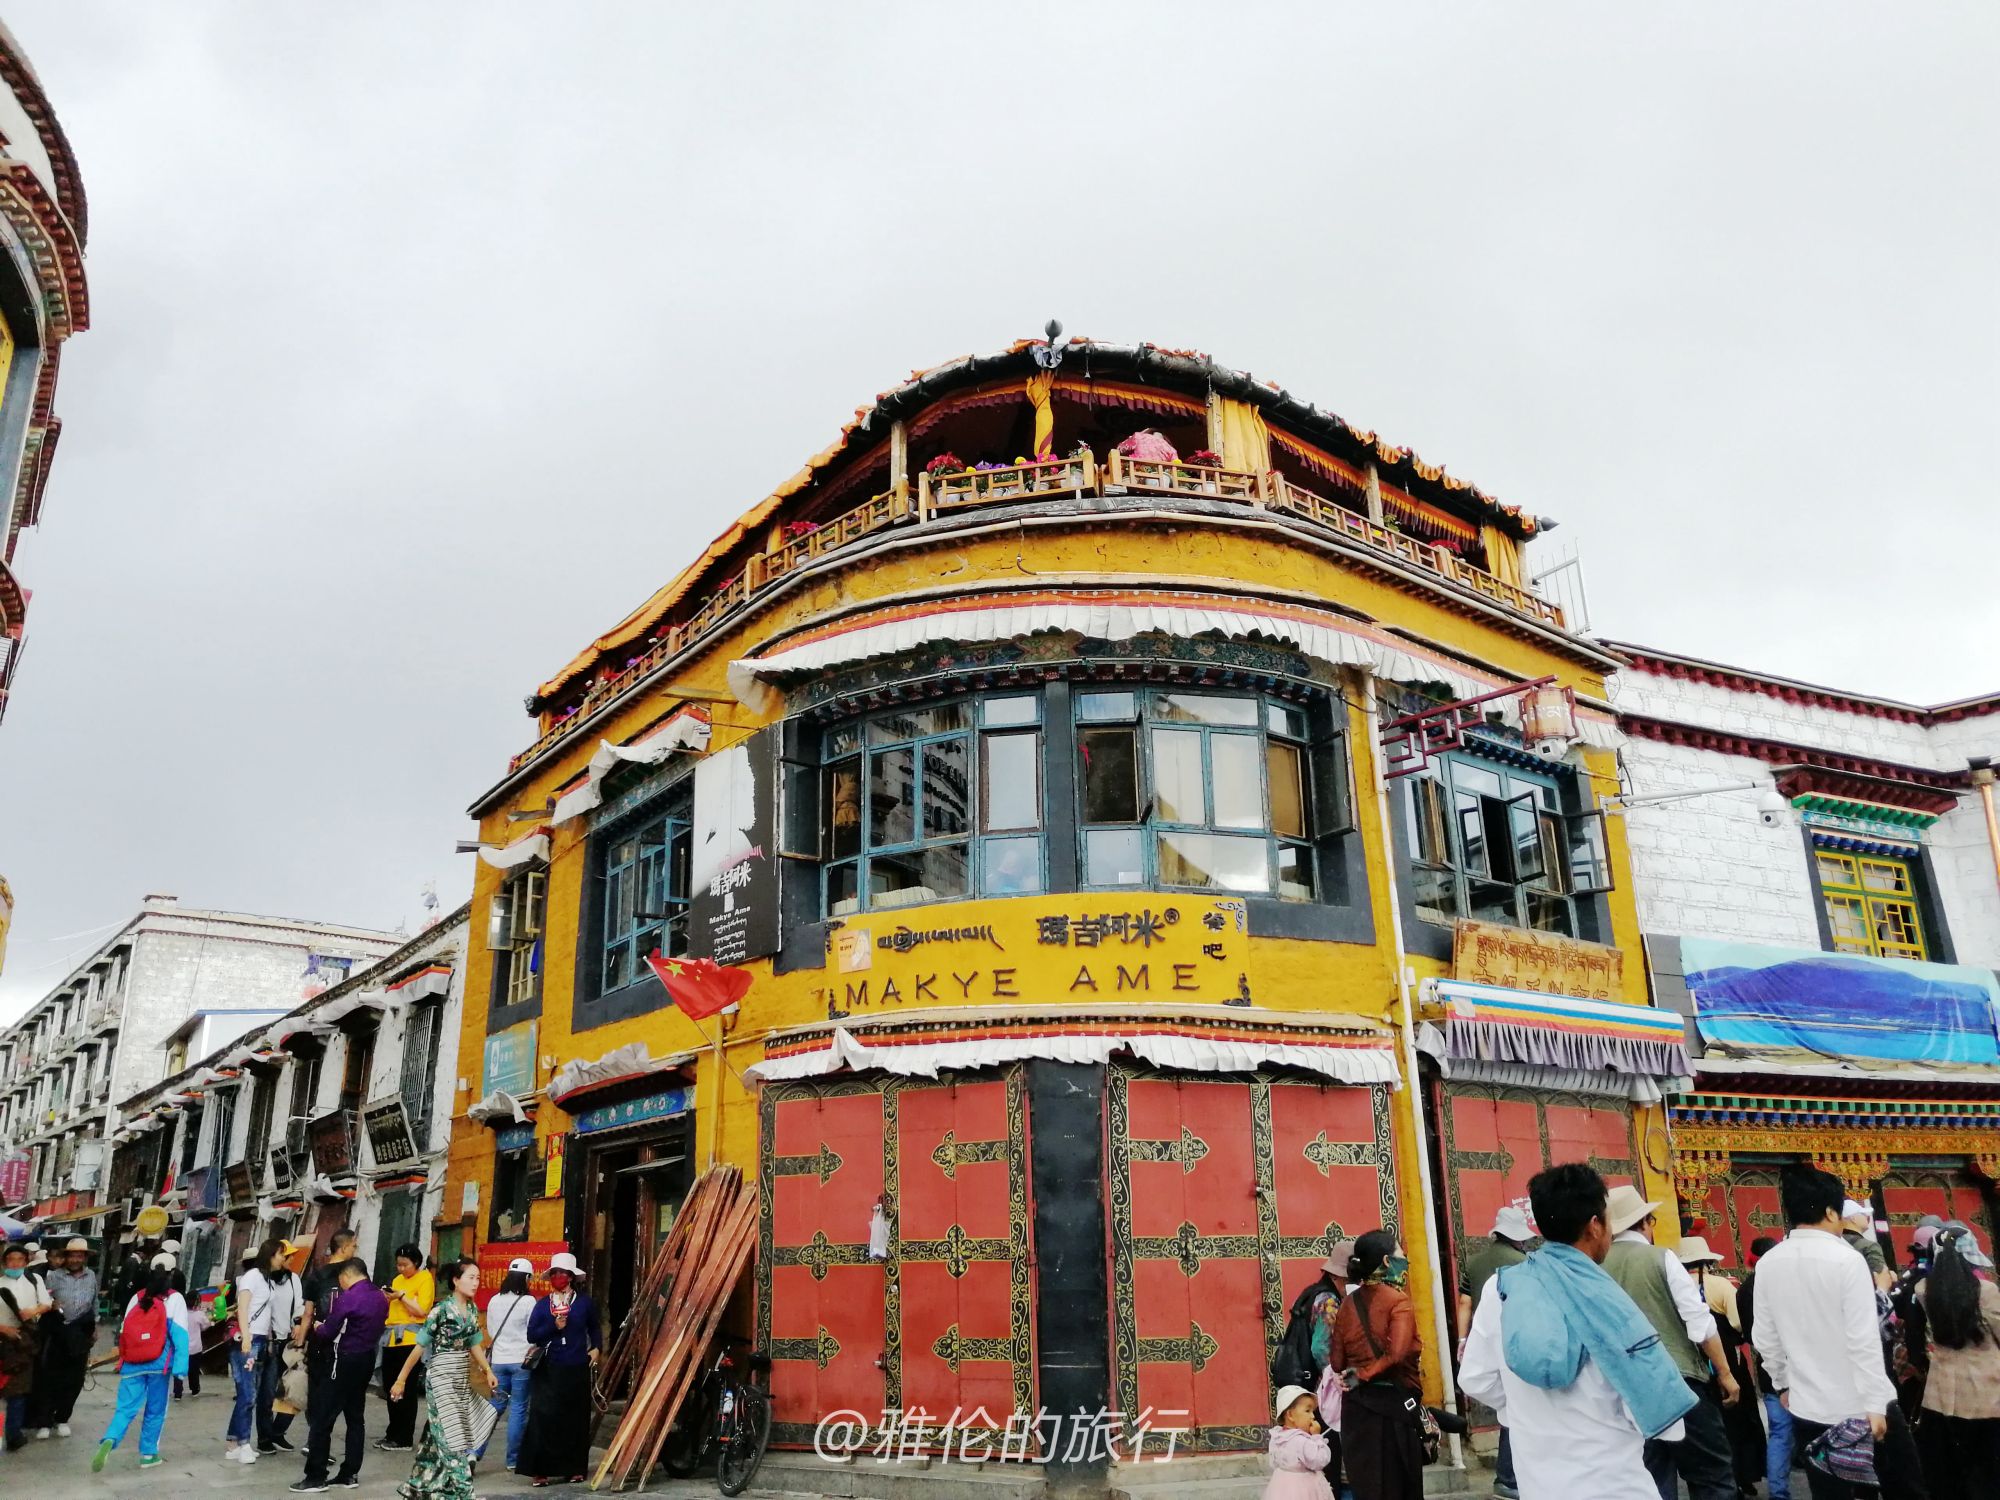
[477,1258,537,1472]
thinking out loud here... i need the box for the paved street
[0,1373,726,1500]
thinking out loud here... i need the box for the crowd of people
[1267,1162,1996,1500]
[0,1233,604,1497]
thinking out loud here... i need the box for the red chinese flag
[644,950,753,1020]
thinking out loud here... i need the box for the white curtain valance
[479,833,550,870]
[550,712,711,827]
[746,1024,1401,1086]
[726,595,1620,749]
[547,1042,695,1107]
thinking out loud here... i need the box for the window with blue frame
[822,695,1046,914]
[599,788,694,992]
[1074,688,1348,899]
[1404,745,1610,934]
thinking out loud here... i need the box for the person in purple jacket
[291,1258,390,1493]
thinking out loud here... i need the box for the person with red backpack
[89,1265,189,1471]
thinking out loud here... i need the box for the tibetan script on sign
[820,894,1250,1015]
[1452,919,1623,1000]
[362,1097,419,1170]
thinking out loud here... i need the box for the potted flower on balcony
[1184,449,1222,494]
[924,452,964,477]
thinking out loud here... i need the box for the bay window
[1406,749,1609,934]
[1074,690,1347,898]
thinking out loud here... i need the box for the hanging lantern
[1520,684,1578,747]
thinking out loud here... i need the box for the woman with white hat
[515,1252,601,1487]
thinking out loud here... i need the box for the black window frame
[575,773,698,1029]
[398,999,447,1151]
[487,866,547,1024]
[490,1139,532,1243]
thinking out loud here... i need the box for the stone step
[751,1452,1048,1499]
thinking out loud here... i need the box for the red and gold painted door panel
[893,1072,1034,1432]
[1439,1081,1637,1278]
[758,1069,1035,1449]
[761,1082,890,1443]
[1882,1167,1996,1266]
[1107,1068,1400,1453]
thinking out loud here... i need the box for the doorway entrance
[575,1117,693,1335]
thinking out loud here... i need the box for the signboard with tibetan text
[1452,919,1624,1001]
[819,893,1250,1016]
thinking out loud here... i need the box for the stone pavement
[0,1370,725,1500]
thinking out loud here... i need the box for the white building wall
[1614,666,2000,966]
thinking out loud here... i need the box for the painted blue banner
[483,1023,537,1097]
[571,1085,694,1137]
[1682,938,2000,1069]
[494,1124,535,1153]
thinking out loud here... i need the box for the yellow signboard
[818,893,1250,1015]
[1452,919,1624,1000]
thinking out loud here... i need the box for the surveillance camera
[1756,788,1791,828]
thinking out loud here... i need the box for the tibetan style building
[1613,646,2000,1262]
[445,334,1693,1485]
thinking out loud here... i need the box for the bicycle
[659,1337,772,1496]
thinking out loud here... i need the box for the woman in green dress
[388,1260,498,1500]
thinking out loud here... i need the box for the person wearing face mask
[0,1240,53,1451]
[515,1252,601,1487]
[1328,1229,1422,1500]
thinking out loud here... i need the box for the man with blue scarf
[1461,1163,1696,1499]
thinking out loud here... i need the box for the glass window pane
[1266,702,1309,740]
[982,695,1039,727]
[1155,693,1259,726]
[1151,728,1207,825]
[982,836,1044,895]
[1816,852,1857,888]
[1268,742,1306,840]
[1076,691,1136,722]
[611,861,636,935]
[1467,880,1516,926]
[1277,842,1315,902]
[983,731,1042,831]
[870,747,916,846]
[1084,828,1145,886]
[1871,899,1923,958]
[1211,734,1265,830]
[1508,794,1545,884]
[1860,860,1909,895]
[1156,831,1270,893]
[1410,778,1450,866]
[1457,793,1490,877]
[827,723,862,758]
[868,703,968,743]
[1452,762,1505,799]
[828,759,862,859]
[922,736,970,838]
[827,862,860,916]
[1825,893,1869,950]
[1080,728,1140,823]
[870,844,968,907]
[1528,894,1574,935]
[1412,865,1459,924]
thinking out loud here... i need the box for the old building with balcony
[0,896,400,1235]
[1609,644,2000,1262]
[0,21,90,731]
[443,332,1692,1486]
[108,906,468,1294]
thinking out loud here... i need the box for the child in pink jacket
[1267,1384,1334,1500]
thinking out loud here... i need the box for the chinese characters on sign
[482,1023,537,1097]
[819,895,1250,1015]
[308,1110,357,1177]
[689,732,781,965]
[362,1097,419,1169]
[811,1407,1189,1465]
[1452,919,1624,1000]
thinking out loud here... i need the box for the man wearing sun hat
[27,1237,99,1437]
[1601,1183,1740,1500]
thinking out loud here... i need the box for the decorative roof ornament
[1029,318,1069,371]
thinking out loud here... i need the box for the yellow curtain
[1481,525,1523,586]
[1217,399,1271,472]
[1025,371,1055,459]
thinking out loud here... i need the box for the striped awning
[1422,978,1691,1080]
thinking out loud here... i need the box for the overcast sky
[0,4,1993,1020]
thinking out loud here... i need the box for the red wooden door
[762,1087,889,1442]
[1267,1079,1400,1304]
[894,1072,1034,1435]
[1110,1073,1268,1451]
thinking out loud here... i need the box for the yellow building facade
[444,336,1689,1472]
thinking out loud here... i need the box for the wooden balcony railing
[919,454,1096,511]
[510,457,1564,773]
[1105,449,1264,503]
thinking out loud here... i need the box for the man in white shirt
[1461,1163,1694,1500]
[1751,1164,1927,1500]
